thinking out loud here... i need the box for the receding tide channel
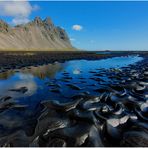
[0,54,147,147]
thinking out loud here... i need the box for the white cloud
[0,1,40,25]
[72,25,83,31]
[73,69,81,75]
[12,17,30,25]
[0,1,32,17]
[70,38,76,41]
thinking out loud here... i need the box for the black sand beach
[0,51,148,147]
[0,51,147,72]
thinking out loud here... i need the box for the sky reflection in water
[0,55,143,106]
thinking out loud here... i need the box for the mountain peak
[44,17,53,25]
[33,16,43,26]
[0,20,9,33]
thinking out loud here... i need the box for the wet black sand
[0,51,148,147]
[0,51,147,73]
[0,51,108,73]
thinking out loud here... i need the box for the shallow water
[0,55,142,105]
[0,55,147,146]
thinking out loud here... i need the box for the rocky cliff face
[0,17,74,51]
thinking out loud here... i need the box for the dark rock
[47,138,67,147]
[120,130,148,147]
[9,87,28,94]
[42,98,82,112]
[50,88,61,93]
[67,84,82,90]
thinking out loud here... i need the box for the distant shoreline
[0,48,77,52]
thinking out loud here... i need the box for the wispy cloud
[72,24,83,31]
[70,38,76,41]
[12,17,30,25]
[0,1,40,25]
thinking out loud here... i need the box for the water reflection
[0,55,143,101]
[0,73,37,99]
[0,71,15,80]
[0,54,147,147]
[23,62,64,79]
[0,62,64,80]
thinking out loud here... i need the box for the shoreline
[0,51,148,73]
[0,52,148,147]
[0,53,147,146]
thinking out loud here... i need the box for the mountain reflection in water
[0,62,64,80]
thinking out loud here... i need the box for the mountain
[0,17,74,51]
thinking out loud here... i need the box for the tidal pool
[0,55,143,105]
[0,54,147,147]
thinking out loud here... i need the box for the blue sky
[0,1,148,51]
